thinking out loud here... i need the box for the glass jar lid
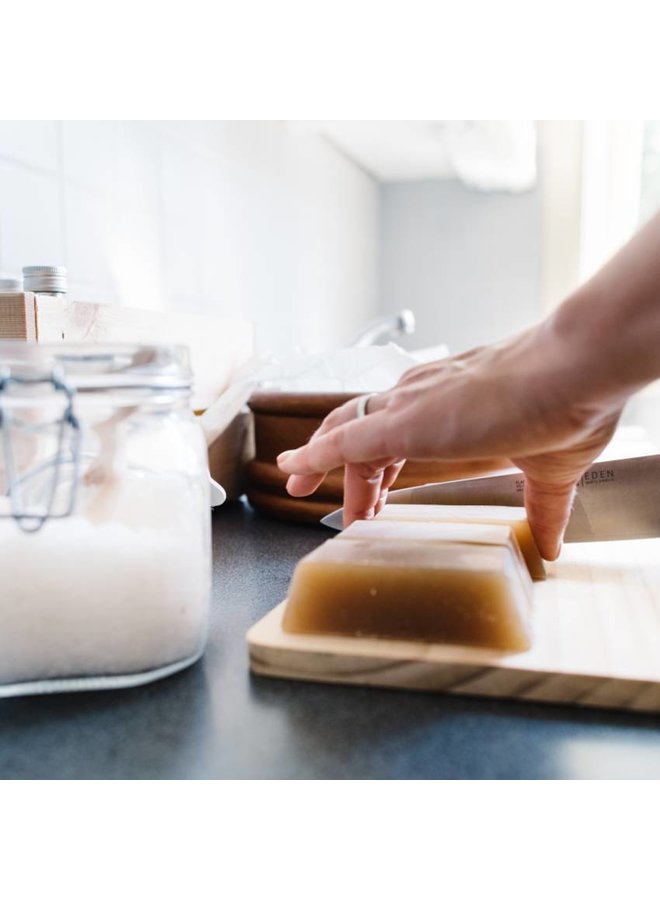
[0,342,192,392]
[0,343,193,533]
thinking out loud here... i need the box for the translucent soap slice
[282,537,533,651]
[338,518,533,589]
[376,504,546,580]
[339,518,526,562]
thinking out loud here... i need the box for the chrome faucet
[350,309,416,348]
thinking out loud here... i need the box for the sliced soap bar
[339,519,525,563]
[282,536,533,651]
[376,504,546,580]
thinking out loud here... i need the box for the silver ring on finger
[356,392,378,419]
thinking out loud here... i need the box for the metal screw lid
[22,265,67,294]
[0,275,23,292]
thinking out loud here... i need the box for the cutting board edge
[247,601,660,715]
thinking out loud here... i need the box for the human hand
[277,322,627,560]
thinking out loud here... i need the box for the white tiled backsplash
[0,121,380,355]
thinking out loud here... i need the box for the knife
[320,454,660,542]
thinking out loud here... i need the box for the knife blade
[320,454,660,542]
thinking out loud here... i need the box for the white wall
[0,121,380,356]
[538,121,584,313]
[379,179,543,355]
[0,121,547,362]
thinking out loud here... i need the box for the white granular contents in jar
[0,475,210,685]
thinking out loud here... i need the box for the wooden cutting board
[248,538,660,714]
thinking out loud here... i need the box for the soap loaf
[282,528,533,651]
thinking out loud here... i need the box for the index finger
[343,459,406,526]
[277,410,398,475]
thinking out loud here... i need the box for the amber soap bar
[376,504,546,580]
[282,536,533,652]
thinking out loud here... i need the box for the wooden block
[0,292,254,411]
[0,293,37,341]
[247,538,660,715]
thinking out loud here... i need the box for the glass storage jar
[0,342,212,697]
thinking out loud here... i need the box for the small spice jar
[22,265,67,297]
[0,342,212,697]
[0,276,23,293]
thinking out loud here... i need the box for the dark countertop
[3,500,660,779]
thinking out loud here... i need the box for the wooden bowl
[246,390,509,524]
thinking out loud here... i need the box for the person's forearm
[549,210,660,403]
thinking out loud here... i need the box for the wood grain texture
[0,293,37,341]
[248,538,660,714]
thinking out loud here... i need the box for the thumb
[523,476,576,561]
